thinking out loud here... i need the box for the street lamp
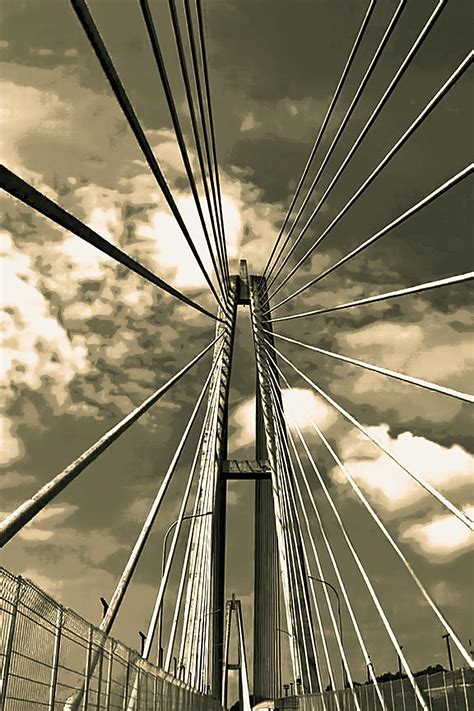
[157,511,213,666]
[308,575,345,688]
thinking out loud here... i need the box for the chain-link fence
[275,667,474,710]
[0,567,222,710]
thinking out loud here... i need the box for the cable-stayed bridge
[0,0,473,709]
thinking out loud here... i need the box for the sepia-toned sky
[1,0,473,698]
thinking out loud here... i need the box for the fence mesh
[0,567,222,710]
[276,666,474,710]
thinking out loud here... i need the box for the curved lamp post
[308,575,345,689]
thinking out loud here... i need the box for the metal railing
[276,668,474,710]
[0,567,222,710]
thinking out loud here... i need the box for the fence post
[49,606,64,710]
[389,679,395,711]
[443,671,451,710]
[0,577,21,711]
[153,675,158,711]
[83,624,94,709]
[400,677,407,711]
[105,639,115,711]
[136,663,141,710]
[122,649,132,710]
[95,630,106,711]
[451,669,462,711]
[460,668,469,711]
[426,673,433,711]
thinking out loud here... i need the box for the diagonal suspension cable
[178,355,222,678]
[265,0,405,288]
[269,330,474,403]
[170,423,215,674]
[268,51,473,304]
[285,422,386,709]
[181,0,230,289]
[267,350,393,705]
[124,351,223,707]
[266,356,430,710]
[92,342,223,638]
[163,367,221,675]
[268,379,342,703]
[266,4,463,303]
[0,165,221,322]
[141,374,219,662]
[65,346,223,710]
[70,0,222,307]
[192,384,221,689]
[193,499,213,690]
[271,422,307,686]
[267,163,473,312]
[268,369,367,702]
[269,272,474,323]
[267,342,474,529]
[263,0,378,279]
[168,0,229,293]
[126,390,217,709]
[271,396,319,692]
[279,359,473,674]
[139,0,227,304]
[195,0,231,284]
[0,334,221,546]
[249,280,302,684]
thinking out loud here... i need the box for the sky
[0,0,473,702]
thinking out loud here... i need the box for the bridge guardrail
[275,666,474,711]
[0,567,223,710]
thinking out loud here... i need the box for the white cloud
[0,470,35,490]
[29,48,54,57]
[240,113,261,132]
[331,425,473,514]
[431,581,462,606]
[230,387,336,451]
[5,503,123,564]
[137,183,243,289]
[400,506,474,561]
[235,95,328,142]
[0,503,78,543]
[0,415,23,467]
[0,79,68,167]
[0,231,88,406]
[331,316,472,426]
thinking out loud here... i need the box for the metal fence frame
[0,567,223,710]
[276,667,474,710]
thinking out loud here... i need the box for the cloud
[0,415,23,467]
[240,113,261,132]
[331,425,473,514]
[230,387,337,451]
[0,502,78,542]
[29,48,53,57]
[0,470,35,490]
[0,231,89,406]
[431,581,462,607]
[325,312,472,432]
[400,506,474,562]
